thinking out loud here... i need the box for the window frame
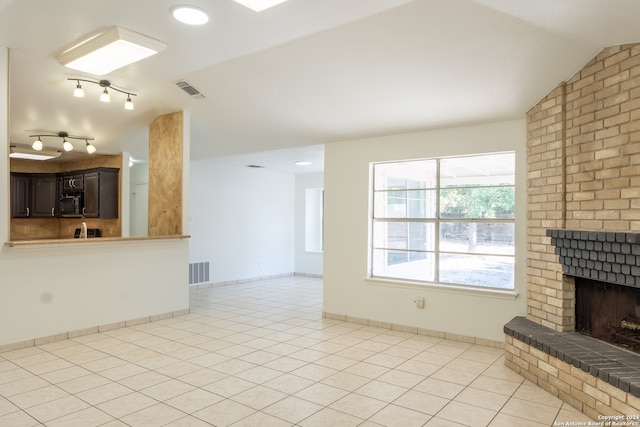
[369,152,515,290]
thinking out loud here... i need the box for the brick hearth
[505,318,640,418]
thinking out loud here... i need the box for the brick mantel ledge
[546,229,640,288]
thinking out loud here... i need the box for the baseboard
[322,311,504,349]
[188,272,322,290]
[0,307,191,354]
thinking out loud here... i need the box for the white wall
[295,173,324,276]
[323,120,527,342]
[0,239,189,345]
[189,161,295,282]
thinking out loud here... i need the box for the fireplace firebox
[576,278,640,353]
[547,229,640,353]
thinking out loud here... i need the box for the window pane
[374,159,437,190]
[374,190,436,218]
[373,249,435,281]
[440,187,514,219]
[440,153,515,187]
[373,221,435,251]
[440,222,514,255]
[439,253,514,288]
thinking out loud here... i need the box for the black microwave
[59,194,83,216]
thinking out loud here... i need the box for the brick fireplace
[505,42,640,419]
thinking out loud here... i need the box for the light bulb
[85,141,96,154]
[124,95,134,110]
[74,82,84,97]
[100,88,110,102]
[62,139,73,151]
[32,137,43,151]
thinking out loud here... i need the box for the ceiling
[2,0,640,174]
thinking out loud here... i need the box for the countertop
[5,235,190,247]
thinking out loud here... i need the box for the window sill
[365,277,519,300]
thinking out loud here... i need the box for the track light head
[85,140,97,154]
[32,137,43,151]
[73,80,84,97]
[124,95,134,110]
[100,88,110,103]
[62,138,73,151]
[59,132,73,151]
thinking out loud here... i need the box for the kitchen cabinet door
[31,174,57,217]
[83,169,118,218]
[83,172,99,217]
[10,173,31,218]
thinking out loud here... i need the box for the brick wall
[527,43,640,331]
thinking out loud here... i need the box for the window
[371,152,515,289]
[305,188,324,252]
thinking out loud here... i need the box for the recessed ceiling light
[233,0,290,12]
[171,5,209,25]
[56,26,167,76]
[295,161,311,166]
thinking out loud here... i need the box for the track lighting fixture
[69,78,137,110]
[28,132,97,155]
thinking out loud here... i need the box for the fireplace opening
[576,277,640,353]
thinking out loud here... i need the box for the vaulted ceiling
[2,0,640,173]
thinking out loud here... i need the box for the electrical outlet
[415,296,425,309]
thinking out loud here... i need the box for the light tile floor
[0,276,596,426]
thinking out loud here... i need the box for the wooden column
[148,111,184,236]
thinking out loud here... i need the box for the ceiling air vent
[176,80,204,99]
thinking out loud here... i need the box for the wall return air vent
[176,80,204,99]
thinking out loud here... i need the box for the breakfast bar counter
[4,234,190,247]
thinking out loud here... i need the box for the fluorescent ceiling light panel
[233,0,290,12]
[56,26,168,76]
[10,147,61,161]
